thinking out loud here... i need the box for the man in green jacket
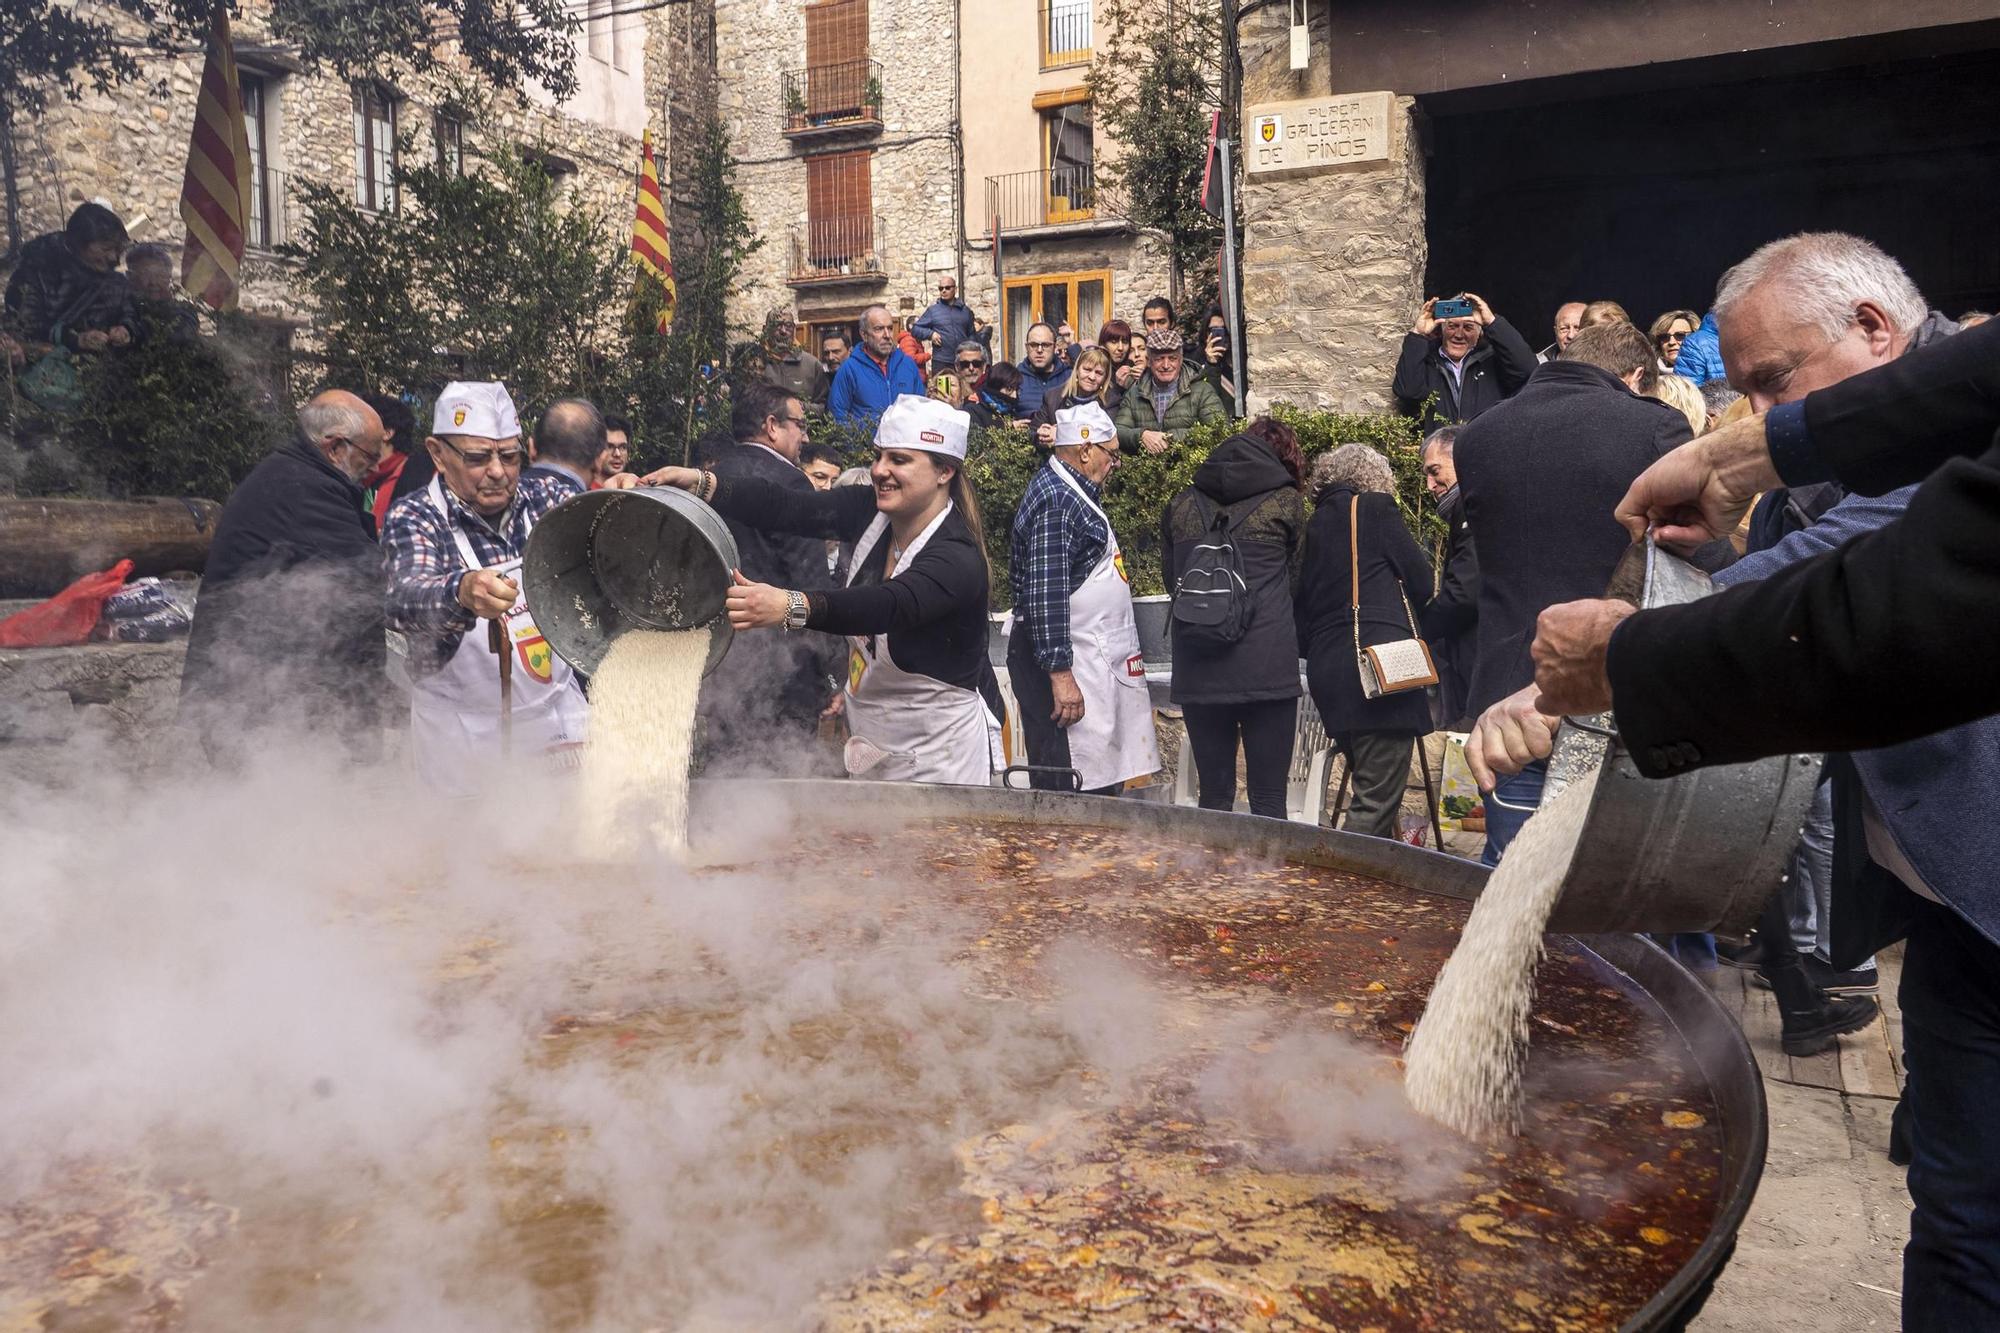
[1114,328,1227,453]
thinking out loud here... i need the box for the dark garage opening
[1421,30,2000,345]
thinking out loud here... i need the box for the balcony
[788,214,888,286]
[1039,0,1092,70]
[782,60,883,140]
[984,164,1126,239]
[247,166,295,251]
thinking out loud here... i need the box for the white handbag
[1350,494,1439,699]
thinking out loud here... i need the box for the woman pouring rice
[617,395,996,784]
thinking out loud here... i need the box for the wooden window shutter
[804,0,868,116]
[805,150,873,266]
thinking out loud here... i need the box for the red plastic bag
[0,560,134,648]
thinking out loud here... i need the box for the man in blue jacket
[828,303,925,425]
[910,275,978,361]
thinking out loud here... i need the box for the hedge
[811,404,1439,605]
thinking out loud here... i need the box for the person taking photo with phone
[1391,291,1536,431]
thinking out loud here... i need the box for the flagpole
[1219,133,1245,412]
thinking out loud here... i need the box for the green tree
[289,145,629,413]
[1087,0,1226,319]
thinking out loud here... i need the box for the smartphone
[1432,298,1477,320]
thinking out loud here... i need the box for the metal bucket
[522,487,739,676]
[1493,537,1822,936]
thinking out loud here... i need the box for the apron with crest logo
[407,477,589,795]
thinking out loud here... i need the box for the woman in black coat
[1294,445,1435,838]
[1160,418,1307,818]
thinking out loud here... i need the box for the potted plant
[863,76,882,120]
[784,82,807,129]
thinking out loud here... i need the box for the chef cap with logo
[431,381,521,440]
[875,394,968,462]
[1052,403,1116,450]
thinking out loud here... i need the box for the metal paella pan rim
[689,777,1769,1333]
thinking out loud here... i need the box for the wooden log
[0,496,222,597]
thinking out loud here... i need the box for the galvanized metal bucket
[522,487,739,677]
[1494,537,1822,936]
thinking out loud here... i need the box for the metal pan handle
[999,764,1083,793]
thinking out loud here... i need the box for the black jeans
[1333,730,1416,839]
[1006,632,1117,794]
[1182,698,1295,818]
[1901,899,2000,1329]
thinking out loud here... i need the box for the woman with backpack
[1294,444,1435,839]
[1159,417,1307,817]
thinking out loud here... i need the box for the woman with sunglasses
[1649,308,1700,371]
[617,395,997,785]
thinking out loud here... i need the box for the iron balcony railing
[1040,0,1092,68]
[985,164,1119,234]
[789,213,887,283]
[781,59,883,134]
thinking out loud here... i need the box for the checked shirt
[1007,457,1109,673]
[382,471,581,677]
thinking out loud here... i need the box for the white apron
[1039,460,1160,791]
[408,478,589,795]
[841,503,992,786]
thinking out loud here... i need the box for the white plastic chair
[1172,694,1332,825]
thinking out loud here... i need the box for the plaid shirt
[382,472,580,676]
[1008,457,1109,672]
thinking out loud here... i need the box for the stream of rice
[576,628,711,855]
[1402,768,1603,1137]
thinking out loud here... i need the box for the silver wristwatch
[782,589,810,632]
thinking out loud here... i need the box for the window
[1001,270,1109,362]
[587,0,612,64]
[241,74,275,248]
[804,149,874,272]
[804,0,869,120]
[434,112,464,176]
[1040,100,1095,224]
[1040,0,1091,69]
[353,86,396,212]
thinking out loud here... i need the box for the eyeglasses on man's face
[442,439,525,468]
[955,358,985,371]
[1026,339,1054,351]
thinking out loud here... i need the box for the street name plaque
[1244,91,1394,176]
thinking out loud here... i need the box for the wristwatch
[782,589,810,632]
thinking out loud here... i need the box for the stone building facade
[716,0,1174,369]
[4,0,716,358]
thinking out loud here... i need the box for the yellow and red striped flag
[178,2,254,310]
[631,129,676,333]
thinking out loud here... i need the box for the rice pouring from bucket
[1402,768,1602,1137]
[576,629,711,855]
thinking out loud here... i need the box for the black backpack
[1171,493,1254,646]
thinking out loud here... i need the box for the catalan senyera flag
[178,3,254,311]
[632,129,676,333]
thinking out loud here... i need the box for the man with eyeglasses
[1015,320,1073,419]
[763,308,829,405]
[383,380,589,794]
[701,382,842,773]
[180,390,389,768]
[912,274,978,362]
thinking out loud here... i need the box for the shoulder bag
[1350,493,1438,698]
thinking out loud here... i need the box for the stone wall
[1236,4,1425,416]
[5,0,710,345]
[0,636,188,784]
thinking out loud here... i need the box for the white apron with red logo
[1040,459,1159,791]
[841,503,992,786]
[408,478,589,795]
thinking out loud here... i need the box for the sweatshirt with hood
[1159,432,1307,705]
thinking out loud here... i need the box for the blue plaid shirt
[382,472,581,676]
[1008,458,1109,672]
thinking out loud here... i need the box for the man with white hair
[1006,402,1159,793]
[382,381,588,793]
[180,390,388,765]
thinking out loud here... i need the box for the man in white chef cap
[381,380,589,793]
[1004,401,1159,794]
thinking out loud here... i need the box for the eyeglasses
[441,438,525,468]
[1026,340,1054,350]
[775,414,808,429]
[955,359,985,370]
